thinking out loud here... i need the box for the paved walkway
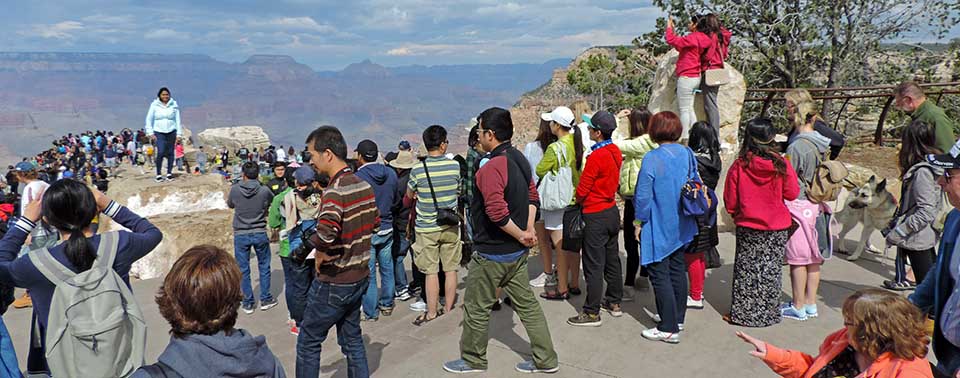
[6,226,904,377]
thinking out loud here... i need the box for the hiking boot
[567,312,602,327]
[641,328,680,344]
[601,302,623,317]
[12,292,31,309]
[259,298,278,311]
[442,359,485,374]
[242,303,255,315]
[515,360,559,374]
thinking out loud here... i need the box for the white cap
[541,106,575,128]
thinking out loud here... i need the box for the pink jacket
[665,26,712,78]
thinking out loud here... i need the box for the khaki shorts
[413,226,462,274]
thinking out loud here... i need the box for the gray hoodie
[228,179,274,234]
[786,131,832,199]
[894,162,944,250]
[131,329,285,378]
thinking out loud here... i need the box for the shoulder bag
[423,160,461,227]
[537,144,574,211]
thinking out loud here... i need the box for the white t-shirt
[20,180,50,216]
[523,141,544,183]
[276,149,287,162]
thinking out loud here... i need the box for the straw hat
[388,150,417,169]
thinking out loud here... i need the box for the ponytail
[40,179,99,272]
[571,123,584,171]
[64,228,96,271]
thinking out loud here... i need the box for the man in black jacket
[442,107,558,375]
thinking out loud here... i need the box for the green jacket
[615,134,658,197]
[536,134,582,191]
[912,100,957,154]
[268,187,292,257]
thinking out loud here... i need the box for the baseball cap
[398,140,411,151]
[293,166,317,186]
[583,111,617,132]
[355,140,379,161]
[15,162,34,172]
[928,139,960,170]
[541,106,575,128]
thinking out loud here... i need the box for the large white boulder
[648,50,747,150]
[197,126,272,152]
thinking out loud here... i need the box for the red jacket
[723,153,799,231]
[665,27,712,78]
[576,142,622,214]
[703,28,732,70]
[762,329,932,378]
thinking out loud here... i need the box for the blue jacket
[145,98,181,135]
[911,209,960,376]
[634,143,698,265]
[356,162,397,232]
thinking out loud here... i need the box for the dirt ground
[840,143,900,180]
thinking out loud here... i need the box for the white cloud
[22,21,84,40]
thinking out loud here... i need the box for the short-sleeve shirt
[408,156,461,233]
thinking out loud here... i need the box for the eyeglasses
[945,170,955,182]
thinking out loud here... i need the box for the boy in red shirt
[568,110,625,326]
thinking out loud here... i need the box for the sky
[4,1,957,71]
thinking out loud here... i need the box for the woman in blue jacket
[145,87,181,183]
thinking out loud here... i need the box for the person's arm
[665,26,696,49]
[575,153,599,204]
[144,104,155,136]
[536,144,557,179]
[723,160,740,215]
[308,190,344,255]
[0,217,35,286]
[476,157,532,244]
[783,162,800,201]
[760,342,816,378]
[174,106,182,136]
[633,156,655,223]
[721,28,732,59]
[227,187,236,209]
[898,169,941,237]
[103,200,163,269]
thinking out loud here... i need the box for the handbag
[422,160,461,227]
[680,149,712,217]
[537,144,574,211]
[561,204,585,252]
[702,37,732,86]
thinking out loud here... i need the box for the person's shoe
[781,306,809,321]
[242,303,255,315]
[780,302,794,310]
[395,288,413,301]
[290,325,300,336]
[687,296,704,309]
[259,299,278,311]
[380,305,394,316]
[529,272,552,288]
[621,286,636,302]
[12,292,31,309]
[442,359,486,374]
[515,360,559,374]
[361,313,378,322]
[166,174,174,182]
[641,328,680,344]
[804,304,819,318]
[492,299,503,311]
[649,313,683,330]
[544,272,558,288]
[154,175,163,183]
[882,280,915,291]
[567,312,602,327]
[409,299,427,312]
[601,302,623,317]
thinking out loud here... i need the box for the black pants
[155,131,176,176]
[622,200,647,286]
[582,206,623,315]
[647,248,687,333]
[895,247,936,285]
[411,257,445,302]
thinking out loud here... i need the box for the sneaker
[166,174,174,182]
[687,296,704,309]
[154,175,164,183]
[410,299,427,312]
[259,299,278,311]
[12,292,31,309]
[242,303,255,315]
[515,360,559,374]
[650,313,684,331]
[621,286,636,302]
[442,359,485,374]
[781,305,808,321]
[641,328,680,344]
[380,305,394,316]
[804,304,819,318]
[567,312,602,327]
[290,325,300,336]
[529,272,551,288]
[395,289,413,301]
[601,302,623,317]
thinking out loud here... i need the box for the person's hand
[667,17,674,29]
[617,109,631,118]
[91,187,111,212]
[736,331,768,359]
[885,226,906,249]
[149,134,157,143]
[520,230,537,248]
[23,188,44,223]
[633,223,641,242]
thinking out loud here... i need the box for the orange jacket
[761,329,932,378]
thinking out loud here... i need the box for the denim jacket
[910,209,960,375]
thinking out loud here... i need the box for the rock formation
[197,126,272,152]
[648,50,747,150]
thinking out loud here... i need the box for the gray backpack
[29,231,147,378]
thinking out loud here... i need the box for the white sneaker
[641,328,680,344]
[529,272,550,288]
[650,313,684,331]
[687,296,704,309]
[409,299,427,312]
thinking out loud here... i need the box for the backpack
[799,139,849,204]
[28,232,147,378]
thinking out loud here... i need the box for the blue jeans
[362,231,395,318]
[296,279,369,378]
[394,235,410,290]
[234,232,273,307]
[281,256,314,325]
[0,318,19,378]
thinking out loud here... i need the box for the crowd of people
[0,12,956,378]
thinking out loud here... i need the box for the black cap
[355,139,379,161]
[583,110,617,132]
[928,139,960,170]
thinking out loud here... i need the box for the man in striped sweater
[296,126,378,378]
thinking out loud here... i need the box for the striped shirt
[408,156,461,233]
[308,168,378,284]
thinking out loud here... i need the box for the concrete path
[5,226,905,377]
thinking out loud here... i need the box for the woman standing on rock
[724,118,799,327]
[145,87,181,183]
[697,14,732,134]
[665,15,712,140]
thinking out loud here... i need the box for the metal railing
[744,82,960,145]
